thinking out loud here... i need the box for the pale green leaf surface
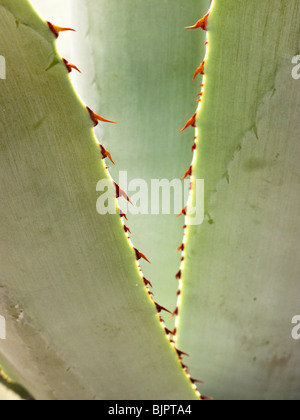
[177,0,300,400]
[0,0,197,400]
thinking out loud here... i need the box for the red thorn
[123,225,131,234]
[201,396,213,401]
[192,142,197,151]
[165,328,176,336]
[119,211,128,221]
[177,289,181,296]
[175,270,182,280]
[159,316,165,324]
[205,41,209,46]
[114,182,133,205]
[183,224,187,229]
[177,207,187,217]
[100,145,115,165]
[192,61,205,81]
[87,106,117,127]
[181,257,184,262]
[134,248,151,264]
[143,277,152,288]
[62,58,81,74]
[181,363,190,372]
[155,303,172,315]
[47,21,76,38]
[176,348,189,358]
[185,13,209,30]
[180,113,197,133]
[191,378,204,385]
[176,243,184,253]
[181,166,192,181]
[172,307,179,318]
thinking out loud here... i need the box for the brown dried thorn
[62,58,81,74]
[143,277,152,288]
[119,211,128,221]
[123,225,131,234]
[172,307,179,318]
[47,22,76,39]
[100,145,115,165]
[181,363,190,372]
[87,106,117,127]
[114,182,133,205]
[155,303,172,314]
[165,328,176,336]
[191,378,204,385]
[175,270,182,280]
[176,348,189,358]
[176,243,184,253]
[134,248,151,264]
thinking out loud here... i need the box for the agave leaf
[70,0,210,328]
[177,0,300,400]
[0,0,197,400]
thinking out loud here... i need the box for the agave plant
[0,0,299,401]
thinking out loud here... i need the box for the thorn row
[47,16,207,399]
[173,11,211,398]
